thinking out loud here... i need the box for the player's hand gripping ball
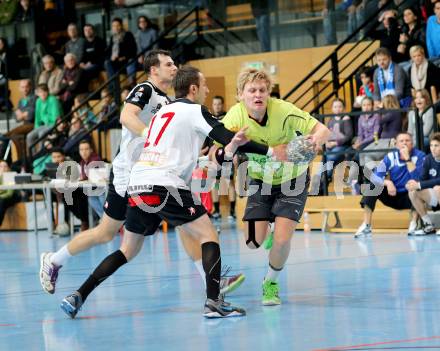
[286,135,316,165]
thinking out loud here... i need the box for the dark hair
[137,15,152,28]
[79,139,93,148]
[84,23,95,30]
[51,147,65,155]
[173,66,201,99]
[37,83,49,92]
[359,66,372,78]
[213,95,224,103]
[270,91,280,99]
[143,49,171,74]
[430,132,440,143]
[112,17,123,25]
[375,47,391,57]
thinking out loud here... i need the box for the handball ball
[286,135,316,165]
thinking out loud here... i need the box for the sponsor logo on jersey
[429,168,437,177]
[188,207,196,216]
[151,103,162,114]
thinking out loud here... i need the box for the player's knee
[273,234,291,247]
[408,189,417,199]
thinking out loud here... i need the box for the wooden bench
[302,195,411,233]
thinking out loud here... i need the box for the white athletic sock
[50,245,73,267]
[194,259,206,287]
[265,263,283,282]
[422,215,433,225]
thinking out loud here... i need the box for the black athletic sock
[230,201,236,216]
[202,242,221,300]
[214,202,220,213]
[77,250,127,302]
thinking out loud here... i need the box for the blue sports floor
[2,223,440,351]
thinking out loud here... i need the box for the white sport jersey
[112,81,170,195]
[129,99,221,190]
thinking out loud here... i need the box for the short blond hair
[236,68,273,97]
[409,45,425,57]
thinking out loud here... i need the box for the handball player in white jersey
[40,50,244,297]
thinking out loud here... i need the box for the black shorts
[243,175,309,223]
[360,190,412,212]
[103,169,128,221]
[125,186,207,236]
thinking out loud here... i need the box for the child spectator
[325,98,353,179]
[354,67,375,107]
[407,89,435,149]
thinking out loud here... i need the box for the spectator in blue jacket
[355,132,425,238]
[426,1,440,63]
[406,132,440,235]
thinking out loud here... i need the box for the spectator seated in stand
[71,94,96,129]
[63,116,90,158]
[48,148,89,235]
[6,79,36,159]
[396,6,426,64]
[426,0,440,65]
[362,94,402,165]
[407,88,435,150]
[369,10,401,61]
[354,67,375,108]
[354,132,425,238]
[406,132,440,235]
[59,53,87,113]
[408,45,440,102]
[0,159,20,227]
[81,23,105,82]
[27,83,62,157]
[97,88,118,130]
[347,96,381,192]
[31,118,68,175]
[373,47,412,108]
[64,23,85,65]
[325,98,353,179]
[38,55,63,96]
[15,0,34,22]
[78,140,106,218]
[104,17,137,90]
[135,16,158,69]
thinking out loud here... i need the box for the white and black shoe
[354,223,372,238]
[203,298,246,318]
